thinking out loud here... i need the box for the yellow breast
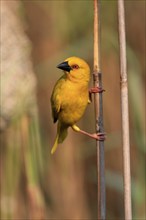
[59,79,89,125]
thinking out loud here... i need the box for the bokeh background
[0,1,145,219]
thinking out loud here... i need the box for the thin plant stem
[93,0,106,219]
[118,0,132,219]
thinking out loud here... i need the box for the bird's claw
[89,87,105,102]
[89,87,105,94]
[92,132,106,141]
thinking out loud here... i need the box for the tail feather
[51,133,59,154]
[58,127,68,143]
[51,123,68,154]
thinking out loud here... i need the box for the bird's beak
[57,61,72,72]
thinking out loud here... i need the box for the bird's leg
[89,87,105,102]
[72,125,105,141]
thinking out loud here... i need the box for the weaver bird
[51,57,104,154]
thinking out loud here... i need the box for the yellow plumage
[51,57,90,154]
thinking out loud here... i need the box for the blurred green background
[0,0,145,219]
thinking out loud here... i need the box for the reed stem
[93,1,106,219]
[118,0,132,219]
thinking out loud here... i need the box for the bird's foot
[89,87,105,102]
[79,130,106,141]
[89,87,105,94]
[94,132,106,141]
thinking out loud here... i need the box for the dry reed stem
[118,0,132,219]
[93,1,106,219]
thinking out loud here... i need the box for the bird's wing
[51,77,64,123]
[51,95,61,123]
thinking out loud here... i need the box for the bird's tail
[51,122,68,154]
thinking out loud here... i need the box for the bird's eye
[72,64,79,69]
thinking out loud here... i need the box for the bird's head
[57,57,90,82]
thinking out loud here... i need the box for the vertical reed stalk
[93,0,106,219]
[118,0,132,219]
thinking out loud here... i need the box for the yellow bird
[51,56,104,154]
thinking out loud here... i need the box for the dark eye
[72,64,79,69]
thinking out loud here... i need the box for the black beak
[57,61,72,72]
